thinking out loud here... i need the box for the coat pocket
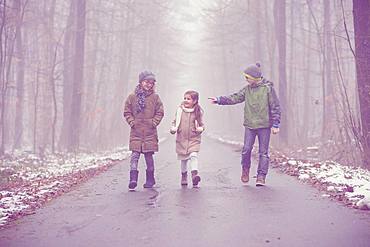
[144,119,156,136]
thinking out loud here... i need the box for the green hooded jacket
[218,79,281,129]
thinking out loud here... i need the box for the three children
[123,64,280,189]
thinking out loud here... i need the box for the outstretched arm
[209,87,246,105]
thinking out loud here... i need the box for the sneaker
[256,175,266,186]
[241,167,250,183]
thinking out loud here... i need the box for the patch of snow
[327,186,335,192]
[356,195,370,210]
[288,160,298,166]
[298,173,310,180]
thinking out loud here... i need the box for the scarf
[171,105,203,132]
[134,85,152,113]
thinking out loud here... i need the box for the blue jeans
[241,127,271,177]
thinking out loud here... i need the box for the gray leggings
[130,151,154,171]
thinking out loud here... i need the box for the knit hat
[243,63,262,80]
[139,70,156,83]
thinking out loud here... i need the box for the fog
[1,0,369,168]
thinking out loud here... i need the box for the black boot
[128,170,138,190]
[143,170,155,188]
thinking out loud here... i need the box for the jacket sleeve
[217,87,246,105]
[123,95,135,128]
[197,112,205,132]
[152,95,164,127]
[268,86,281,128]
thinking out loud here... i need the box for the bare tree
[353,0,370,168]
[58,0,75,150]
[0,0,18,155]
[13,0,27,150]
[274,0,288,143]
[68,0,86,151]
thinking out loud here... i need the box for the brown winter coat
[175,111,203,156]
[123,92,164,153]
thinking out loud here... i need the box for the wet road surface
[0,137,369,247]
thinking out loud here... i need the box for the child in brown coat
[170,90,204,187]
[123,71,164,190]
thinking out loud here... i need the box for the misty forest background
[0,0,369,168]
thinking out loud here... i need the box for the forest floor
[0,147,130,227]
[0,134,369,228]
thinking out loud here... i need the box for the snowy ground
[207,133,370,211]
[0,147,131,227]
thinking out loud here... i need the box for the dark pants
[241,127,271,177]
[130,151,154,171]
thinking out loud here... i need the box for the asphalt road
[0,137,369,247]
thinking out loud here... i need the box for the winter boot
[191,170,201,187]
[143,170,156,188]
[241,167,250,183]
[128,170,139,190]
[256,175,266,187]
[181,172,188,186]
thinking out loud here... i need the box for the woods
[0,0,175,154]
[0,0,368,169]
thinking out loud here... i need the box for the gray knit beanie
[139,70,156,83]
[243,63,262,79]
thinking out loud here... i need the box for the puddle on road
[146,189,160,208]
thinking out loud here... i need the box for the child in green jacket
[209,63,281,186]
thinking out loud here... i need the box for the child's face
[183,94,196,108]
[141,79,155,91]
[246,77,258,86]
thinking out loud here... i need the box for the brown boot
[181,172,188,186]
[191,170,201,187]
[256,175,266,186]
[241,167,250,183]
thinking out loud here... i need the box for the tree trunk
[253,0,262,61]
[306,0,326,141]
[288,1,296,144]
[324,0,335,139]
[82,0,101,149]
[263,0,276,80]
[49,34,59,154]
[33,65,41,154]
[274,0,288,144]
[68,0,86,151]
[59,0,75,150]
[13,0,26,150]
[0,0,7,155]
[353,0,370,168]
[0,0,17,154]
[302,6,312,143]
[108,1,133,148]
[47,0,57,153]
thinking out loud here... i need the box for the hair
[184,90,203,125]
